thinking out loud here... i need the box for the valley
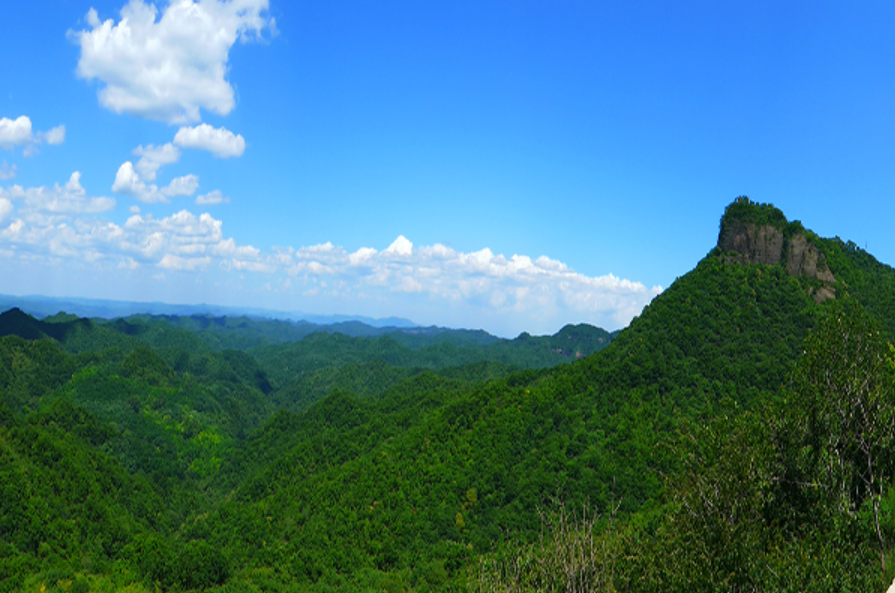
[2,198,895,592]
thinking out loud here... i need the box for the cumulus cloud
[174,124,245,157]
[2,204,234,268]
[39,125,66,146]
[115,131,237,205]
[0,190,259,271]
[112,161,200,203]
[0,117,33,149]
[384,235,413,257]
[133,143,180,181]
[279,236,663,331]
[0,116,65,154]
[211,237,258,259]
[113,161,159,203]
[71,0,274,124]
[0,162,16,180]
[349,246,377,266]
[0,179,661,334]
[163,174,200,197]
[0,172,115,219]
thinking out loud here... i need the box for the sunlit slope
[251,324,612,390]
[204,243,826,589]
[3,198,895,591]
[0,397,168,592]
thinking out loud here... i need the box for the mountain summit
[717,196,837,301]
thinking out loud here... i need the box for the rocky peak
[718,218,785,266]
[717,197,837,302]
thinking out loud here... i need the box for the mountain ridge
[3,197,895,592]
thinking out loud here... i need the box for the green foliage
[584,254,817,413]
[179,540,230,590]
[194,249,822,589]
[617,300,895,592]
[0,335,79,413]
[819,236,895,342]
[784,299,895,561]
[470,504,623,593]
[122,313,321,351]
[252,324,612,391]
[6,199,895,592]
[0,403,165,592]
[720,196,791,235]
[717,196,808,256]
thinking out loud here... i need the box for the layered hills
[1,197,894,592]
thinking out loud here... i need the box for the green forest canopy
[3,199,895,592]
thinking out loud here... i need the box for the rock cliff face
[718,219,785,266]
[718,210,837,303]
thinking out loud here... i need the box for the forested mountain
[2,198,895,592]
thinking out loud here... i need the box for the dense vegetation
[2,199,895,592]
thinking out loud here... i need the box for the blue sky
[1,1,893,336]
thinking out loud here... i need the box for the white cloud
[0,117,65,153]
[39,125,66,146]
[133,143,180,181]
[5,219,24,235]
[112,161,199,203]
[174,124,245,157]
[159,253,211,270]
[0,162,16,180]
[349,246,377,266]
[196,189,230,205]
[419,243,456,259]
[0,172,115,218]
[211,237,259,258]
[228,259,275,273]
[277,235,662,332]
[384,235,413,257]
[0,183,661,334]
[163,174,199,197]
[72,0,274,124]
[0,116,33,148]
[112,161,158,202]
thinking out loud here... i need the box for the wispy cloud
[0,162,16,180]
[195,190,230,205]
[0,198,12,224]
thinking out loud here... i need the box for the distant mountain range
[0,293,417,329]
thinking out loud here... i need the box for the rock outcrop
[785,233,835,283]
[718,219,785,266]
[717,199,837,303]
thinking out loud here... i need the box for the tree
[787,299,895,565]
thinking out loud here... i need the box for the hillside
[2,197,895,592]
[195,229,826,590]
[252,323,612,392]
